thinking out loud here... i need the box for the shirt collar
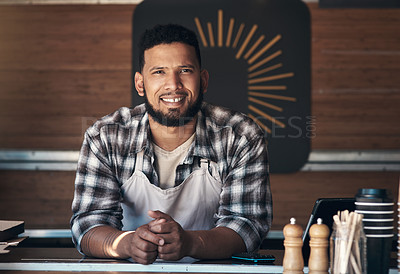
[132,110,154,159]
[186,105,219,164]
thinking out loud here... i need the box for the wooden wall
[0,3,399,231]
[0,5,133,149]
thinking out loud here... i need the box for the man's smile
[159,93,188,107]
[161,97,185,103]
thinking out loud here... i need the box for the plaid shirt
[71,102,272,252]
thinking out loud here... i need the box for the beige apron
[121,150,222,231]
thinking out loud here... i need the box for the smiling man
[139,42,206,128]
[71,24,272,265]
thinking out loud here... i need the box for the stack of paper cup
[397,179,400,271]
[355,188,394,274]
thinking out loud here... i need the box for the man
[71,24,272,265]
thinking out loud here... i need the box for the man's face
[135,42,208,127]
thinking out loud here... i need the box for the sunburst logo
[194,9,297,135]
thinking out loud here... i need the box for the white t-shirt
[153,133,195,189]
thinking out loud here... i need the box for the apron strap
[134,150,144,173]
[201,159,222,183]
[200,158,208,169]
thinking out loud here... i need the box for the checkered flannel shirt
[71,102,272,252]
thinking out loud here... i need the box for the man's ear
[200,69,209,94]
[134,72,145,96]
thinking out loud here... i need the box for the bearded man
[71,24,272,265]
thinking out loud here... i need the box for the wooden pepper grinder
[308,218,329,274]
[283,217,304,274]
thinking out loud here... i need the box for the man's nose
[164,72,183,91]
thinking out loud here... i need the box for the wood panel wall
[0,3,399,231]
[311,7,400,149]
[0,5,133,149]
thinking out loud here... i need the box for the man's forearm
[186,227,246,259]
[80,225,132,259]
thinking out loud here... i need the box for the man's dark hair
[138,24,202,72]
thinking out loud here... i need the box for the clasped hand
[126,210,191,264]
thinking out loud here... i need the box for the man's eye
[153,70,163,75]
[181,69,192,73]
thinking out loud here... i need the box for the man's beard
[143,86,204,127]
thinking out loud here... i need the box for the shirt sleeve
[70,130,123,253]
[215,134,272,252]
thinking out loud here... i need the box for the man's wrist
[183,227,246,260]
[112,231,135,258]
[185,231,206,258]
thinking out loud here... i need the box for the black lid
[355,188,393,202]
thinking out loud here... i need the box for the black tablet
[301,198,355,261]
[302,198,355,242]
